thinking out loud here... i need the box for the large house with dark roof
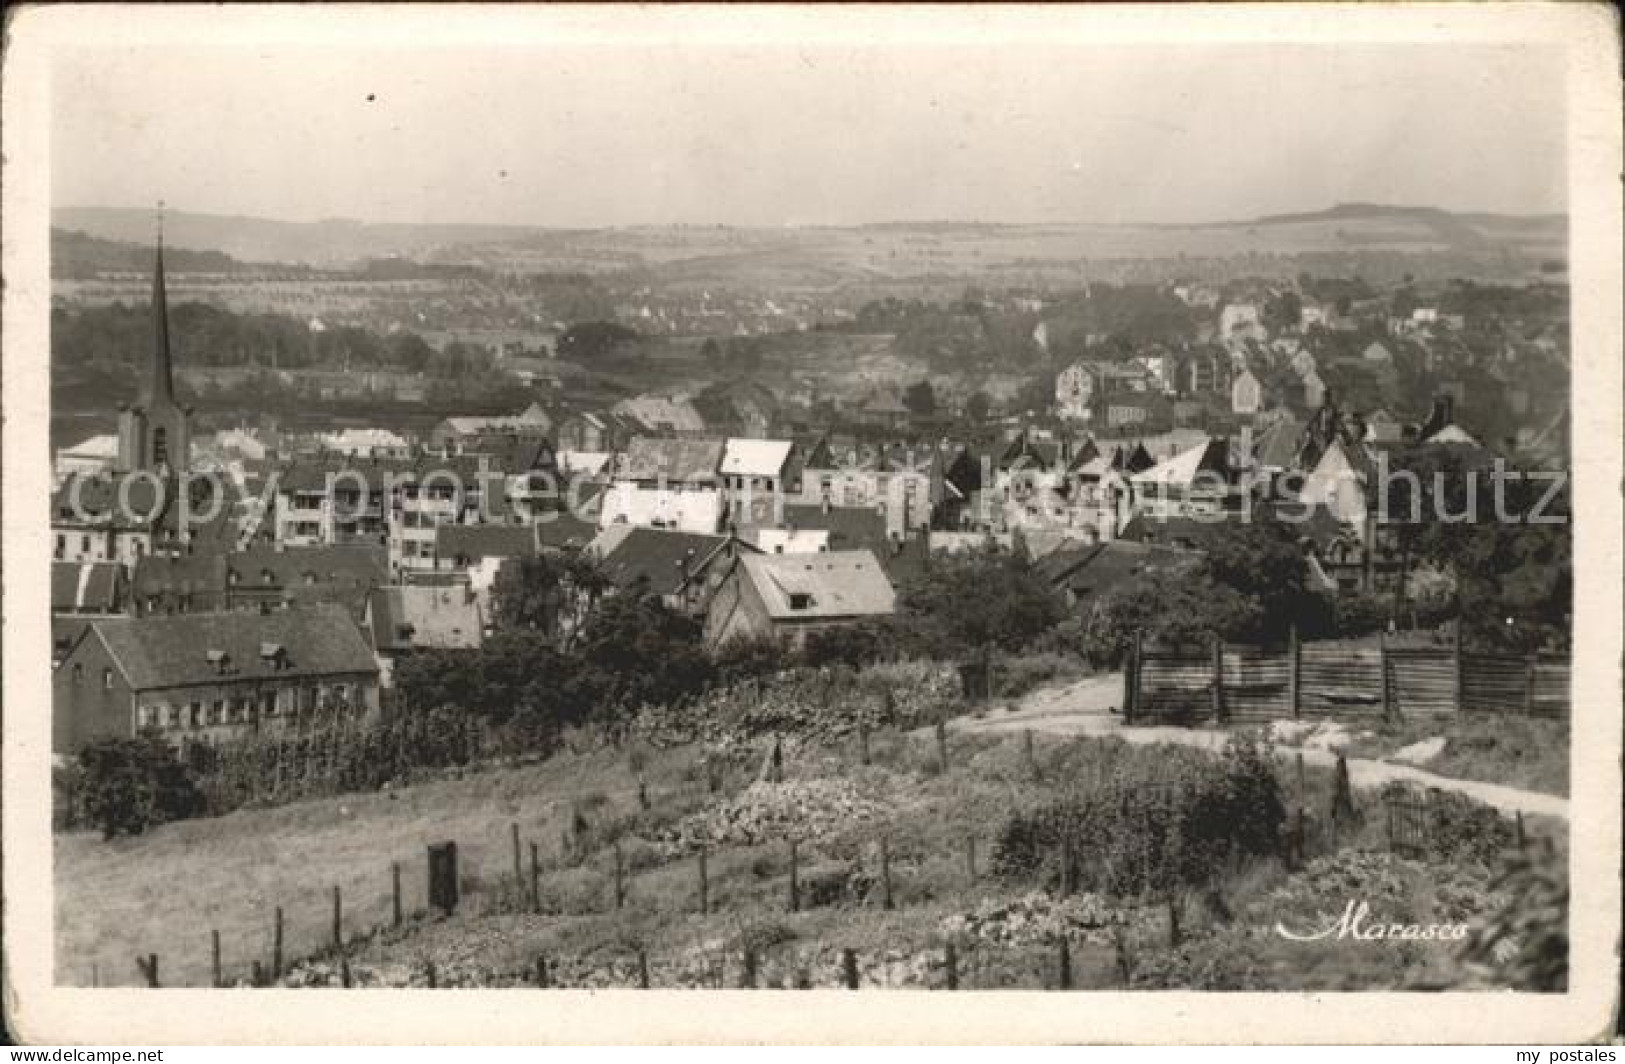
[130,544,388,620]
[52,604,379,753]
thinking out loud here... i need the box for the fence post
[1057,939,1073,990]
[614,841,626,910]
[1295,751,1306,800]
[1379,633,1394,722]
[511,822,522,884]
[788,840,800,913]
[935,720,949,770]
[637,949,650,989]
[842,948,859,989]
[880,837,894,910]
[697,846,709,914]
[1125,630,1143,723]
[1462,620,1475,711]
[332,885,343,951]
[531,842,542,913]
[1515,811,1528,851]
[742,947,758,988]
[136,953,159,988]
[1331,753,1356,826]
[1024,728,1038,781]
[1167,896,1182,948]
[944,942,959,990]
[965,835,977,882]
[211,929,222,988]
[1524,656,1538,715]
[1288,624,1301,720]
[273,907,284,979]
[770,737,784,783]
[857,717,871,767]
[391,862,403,927]
[428,841,459,916]
[535,955,550,989]
[1210,635,1226,723]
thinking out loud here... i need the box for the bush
[994,734,1286,898]
[76,732,206,838]
[800,623,890,670]
[711,635,795,686]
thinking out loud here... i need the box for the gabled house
[612,395,707,436]
[1055,360,1150,421]
[720,438,801,527]
[600,437,726,534]
[704,549,897,650]
[1127,438,1239,522]
[1034,539,1199,610]
[52,561,128,667]
[363,585,483,686]
[795,436,938,535]
[587,526,756,618]
[1230,368,1264,417]
[52,604,379,753]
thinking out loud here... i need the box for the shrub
[993,734,1286,898]
[1380,783,1515,866]
[76,732,206,839]
[711,635,795,686]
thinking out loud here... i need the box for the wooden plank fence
[1128,630,1569,725]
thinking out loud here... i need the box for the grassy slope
[1340,715,1569,797]
[56,712,1559,990]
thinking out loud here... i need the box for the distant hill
[53,207,539,268]
[53,203,1567,282]
[52,228,250,278]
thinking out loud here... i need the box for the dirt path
[953,673,1569,821]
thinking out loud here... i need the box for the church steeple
[118,204,190,474]
[143,206,175,407]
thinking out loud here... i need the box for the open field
[57,673,1565,990]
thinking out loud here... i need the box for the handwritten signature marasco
[1275,900,1471,943]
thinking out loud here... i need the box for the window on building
[152,428,169,467]
[102,668,113,690]
[81,535,91,554]
[788,592,813,610]
[136,705,153,729]
[72,663,83,684]
[54,535,64,559]
[212,700,225,725]
[189,702,202,728]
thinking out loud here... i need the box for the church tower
[117,216,191,473]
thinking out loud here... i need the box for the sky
[51,38,1567,228]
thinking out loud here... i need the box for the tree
[1263,290,1303,334]
[964,391,992,423]
[76,733,205,839]
[491,553,604,641]
[903,379,937,417]
[557,321,638,362]
[893,548,1063,657]
[569,596,714,730]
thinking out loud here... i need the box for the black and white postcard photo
[2,2,1619,1046]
